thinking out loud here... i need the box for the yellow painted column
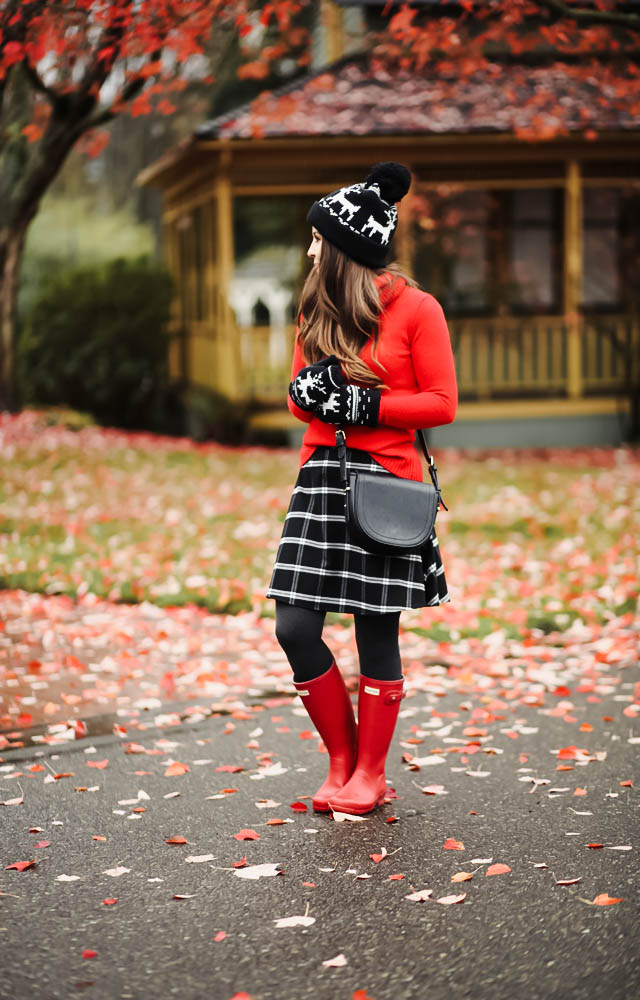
[215,151,241,400]
[164,217,186,382]
[564,159,583,399]
[323,0,344,62]
[395,188,415,278]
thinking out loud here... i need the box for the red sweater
[287,274,458,481]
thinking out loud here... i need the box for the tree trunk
[0,61,99,409]
[0,225,26,410]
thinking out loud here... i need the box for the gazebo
[137,53,640,446]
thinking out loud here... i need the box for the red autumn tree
[372,0,640,135]
[0,0,308,409]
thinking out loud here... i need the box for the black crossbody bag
[335,427,448,556]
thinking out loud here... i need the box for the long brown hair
[297,238,415,388]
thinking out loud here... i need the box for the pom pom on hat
[365,162,412,205]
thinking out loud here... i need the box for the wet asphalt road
[1,678,638,1000]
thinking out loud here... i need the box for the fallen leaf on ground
[437,893,467,904]
[405,888,433,901]
[234,863,282,880]
[233,829,260,841]
[370,848,388,864]
[443,838,464,851]
[164,761,190,776]
[590,893,624,905]
[451,872,474,882]
[486,864,511,876]
[1,794,24,806]
[166,835,188,845]
[274,914,315,928]
[420,784,448,795]
[323,953,348,967]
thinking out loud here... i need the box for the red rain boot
[328,675,404,815]
[294,662,358,812]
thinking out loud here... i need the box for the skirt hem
[265,591,451,615]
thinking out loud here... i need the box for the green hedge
[17,256,174,431]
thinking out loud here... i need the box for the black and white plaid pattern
[267,446,450,615]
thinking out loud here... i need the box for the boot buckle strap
[384,690,405,705]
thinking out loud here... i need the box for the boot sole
[328,790,387,815]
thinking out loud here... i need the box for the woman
[266,162,457,815]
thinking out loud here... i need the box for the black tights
[275,601,402,684]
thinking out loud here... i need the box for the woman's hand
[288,355,344,411]
[314,383,381,427]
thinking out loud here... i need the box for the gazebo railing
[235,314,637,404]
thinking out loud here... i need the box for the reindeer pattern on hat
[319,183,398,245]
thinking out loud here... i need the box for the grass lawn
[1,410,638,641]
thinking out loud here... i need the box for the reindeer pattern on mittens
[292,369,329,408]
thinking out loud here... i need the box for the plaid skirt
[266,446,450,615]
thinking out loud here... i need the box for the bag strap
[335,426,448,511]
[336,427,349,490]
[416,429,448,511]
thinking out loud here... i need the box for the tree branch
[22,60,61,107]
[83,50,163,129]
[75,0,133,108]
[536,0,640,31]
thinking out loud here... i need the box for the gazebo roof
[195,54,640,142]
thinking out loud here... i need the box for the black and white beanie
[306,162,412,269]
